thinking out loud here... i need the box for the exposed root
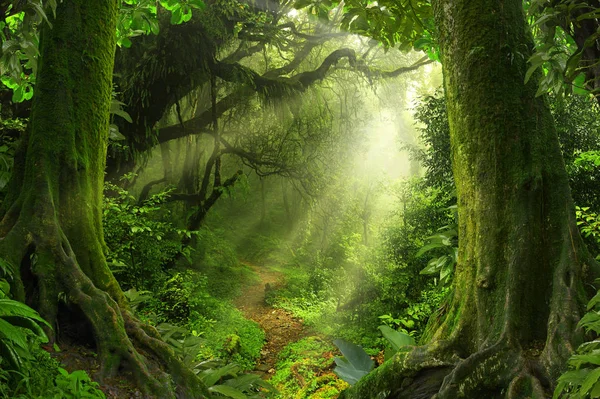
[123,312,210,398]
[434,339,549,399]
[340,337,559,399]
[0,208,208,398]
[53,238,176,397]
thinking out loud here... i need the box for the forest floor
[235,262,310,376]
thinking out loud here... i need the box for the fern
[0,259,50,372]
[554,288,600,398]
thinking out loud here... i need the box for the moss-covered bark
[0,2,207,397]
[340,1,596,398]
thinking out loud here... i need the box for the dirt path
[234,262,309,375]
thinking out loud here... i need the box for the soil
[234,262,310,376]
[49,342,144,398]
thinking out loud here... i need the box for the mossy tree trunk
[0,2,207,397]
[341,1,596,398]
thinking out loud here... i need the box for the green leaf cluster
[416,208,457,286]
[333,326,414,385]
[196,360,276,399]
[0,258,50,373]
[51,368,106,399]
[332,339,374,385]
[554,286,600,398]
[103,182,194,290]
[526,0,593,97]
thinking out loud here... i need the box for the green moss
[198,306,265,370]
[271,336,348,399]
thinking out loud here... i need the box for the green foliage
[194,227,241,286]
[0,298,50,371]
[576,205,600,263]
[0,1,57,103]
[271,337,349,399]
[0,118,22,194]
[416,206,458,285]
[153,323,273,398]
[51,368,106,399]
[200,307,265,371]
[332,327,413,385]
[526,0,593,97]
[554,287,600,398]
[0,258,50,373]
[576,206,600,245]
[103,183,192,290]
[409,92,452,190]
[0,260,104,399]
[125,267,265,371]
[332,339,374,385]
[0,0,203,100]
[263,175,454,353]
[376,326,414,353]
[156,270,211,324]
[293,0,435,54]
[102,183,266,371]
[575,152,600,171]
[553,95,600,213]
[0,346,72,398]
[196,360,276,399]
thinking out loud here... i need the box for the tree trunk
[0,2,207,397]
[340,1,596,398]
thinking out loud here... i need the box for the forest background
[2,0,600,398]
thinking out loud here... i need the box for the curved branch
[157,52,432,146]
[137,177,166,204]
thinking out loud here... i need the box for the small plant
[333,326,415,385]
[157,322,206,367]
[332,339,374,385]
[416,206,458,285]
[52,368,106,399]
[554,286,600,398]
[195,359,276,398]
[0,258,51,372]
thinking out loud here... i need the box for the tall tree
[340,0,597,397]
[0,1,206,397]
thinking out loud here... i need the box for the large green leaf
[0,336,24,370]
[378,325,415,352]
[332,339,374,385]
[223,373,260,390]
[199,363,240,387]
[209,385,247,399]
[0,318,29,350]
[0,299,50,326]
[580,367,600,396]
[2,315,48,342]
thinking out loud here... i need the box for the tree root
[0,214,209,398]
[340,338,554,399]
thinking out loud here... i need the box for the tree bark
[340,0,597,397]
[0,2,207,397]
